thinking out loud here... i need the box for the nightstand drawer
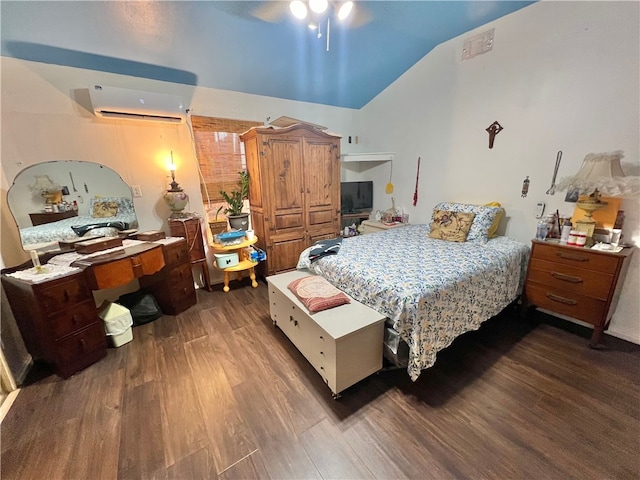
[527,258,613,300]
[525,283,607,326]
[532,242,618,274]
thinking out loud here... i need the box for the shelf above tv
[340,152,394,162]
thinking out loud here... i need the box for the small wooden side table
[210,236,259,292]
[168,216,212,291]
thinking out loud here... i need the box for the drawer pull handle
[319,335,323,339]
[289,315,294,322]
[294,320,298,327]
[557,252,588,262]
[80,338,87,351]
[546,293,577,305]
[72,315,79,326]
[550,271,583,283]
[63,290,70,301]
[320,351,324,355]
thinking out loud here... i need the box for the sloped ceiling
[1,1,535,109]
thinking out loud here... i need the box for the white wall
[359,1,640,343]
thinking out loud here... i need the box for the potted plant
[220,171,250,230]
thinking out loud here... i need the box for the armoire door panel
[266,139,304,212]
[245,136,264,210]
[269,237,307,273]
[274,212,304,230]
[308,209,334,226]
[304,140,339,209]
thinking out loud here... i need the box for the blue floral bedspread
[305,224,530,381]
[20,213,138,247]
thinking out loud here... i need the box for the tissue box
[214,252,239,268]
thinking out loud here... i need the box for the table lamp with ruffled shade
[556,150,639,244]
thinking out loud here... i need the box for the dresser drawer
[39,277,92,313]
[54,323,106,365]
[166,262,194,287]
[527,258,614,300]
[532,242,619,274]
[525,283,607,326]
[50,299,100,340]
[163,240,190,267]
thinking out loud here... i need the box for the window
[191,116,262,209]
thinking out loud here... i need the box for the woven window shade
[191,116,262,202]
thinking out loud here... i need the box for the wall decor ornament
[486,121,503,149]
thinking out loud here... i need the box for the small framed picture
[564,187,580,203]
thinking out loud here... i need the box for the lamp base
[164,190,189,219]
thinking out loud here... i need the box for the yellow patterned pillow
[429,210,475,242]
[92,201,119,218]
[483,202,505,238]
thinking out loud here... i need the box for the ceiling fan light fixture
[309,0,328,14]
[337,1,353,20]
[308,23,318,30]
[290,1,308,19]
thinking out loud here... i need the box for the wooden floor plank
[184,336,258,475]
[156,336,209,467]
[117,381,166,479]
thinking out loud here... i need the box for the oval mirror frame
[8,160,138,252]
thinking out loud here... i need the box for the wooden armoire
[240,123,341,276]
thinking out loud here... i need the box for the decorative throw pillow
[432,202,502,243]
[288,275,350,313]
[92,201,119,218]
[428,210,475,242]
[483,202,505,238]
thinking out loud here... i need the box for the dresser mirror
[7,160,137,252]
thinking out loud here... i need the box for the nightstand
[360,219,407,234]
[523,239,633,346]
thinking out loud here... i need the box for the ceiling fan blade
[249,2,290,23]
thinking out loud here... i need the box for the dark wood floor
[2,278,639,479]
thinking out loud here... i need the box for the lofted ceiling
[1,1,535,109]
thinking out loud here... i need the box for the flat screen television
[340,181,373,213]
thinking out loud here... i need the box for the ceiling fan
[249,0,372,50]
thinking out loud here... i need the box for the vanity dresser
[2,238,196,378]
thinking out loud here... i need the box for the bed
[298,202,530,381]
[20,196,138,249]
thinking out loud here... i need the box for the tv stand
[340,212,371,234]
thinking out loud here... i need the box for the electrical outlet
[536,202,545,218]
[132,185,143,197]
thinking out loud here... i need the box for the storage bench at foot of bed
[267,270,385,398]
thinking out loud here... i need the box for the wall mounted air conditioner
[89,85,187,123]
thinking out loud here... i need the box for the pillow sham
[288,275,350,313]
[428,210,475,242]
[483,202,505,238]
[92,201,119,218]
[89,196,135,216]
[432,202,503,243]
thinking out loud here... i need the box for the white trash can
[98,301,134,347]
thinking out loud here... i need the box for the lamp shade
[555,150,640,198]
